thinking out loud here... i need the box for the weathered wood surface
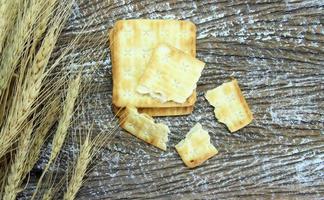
[22,0,323,199]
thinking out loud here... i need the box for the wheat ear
[0,1,70,159]
[42,187,54,200]
[31,0,58,53]
[3,122,33,200]
[25,98,60,175]
[33,73,82,199]
[0,0,19,54]
[0,0,43,97]
[49,73,81,167]
[63,134,92,200]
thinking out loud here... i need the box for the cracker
[137,43,205,103]
[175,123,218,168]
[119,106,170,150]
[113,104,194,117]
[205,79,253,132]
[110,19,197,107]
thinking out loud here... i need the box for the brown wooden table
[23,0,323,199]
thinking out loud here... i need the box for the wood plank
[19,0,324,199]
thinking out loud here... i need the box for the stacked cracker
[110,19,198,116]
[110,20,253,168]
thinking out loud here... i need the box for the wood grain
[20,0,323,199]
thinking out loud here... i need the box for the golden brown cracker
[110,19,197,108]
[137,43,205,103]
[113,104,194,117]
[175,123,218,168]
[205,79,253,132]
[119,106,170,150]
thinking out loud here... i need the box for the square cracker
[110,19,197,108]
[205,79,253,132]
[119,106,170,150]
[113,104,194,117]
[175,123,218,168]
[137,43,205,103]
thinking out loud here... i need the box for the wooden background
[22,0,323,199]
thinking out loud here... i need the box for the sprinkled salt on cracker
[175,123,218,168]
[119,106,170,150]
[137,43,205,103]
[205,79,253,132]
[110,19,197,109]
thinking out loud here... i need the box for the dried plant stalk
[25,98,60,175]
[3,122,33,200]
[33,73,82,199]
[42,187,53,200]
[63,134,92,200]
[0,0,43,97]
[32,0,58,52]
[49,73,81,167]
[0,0,19,54]
[0,0,71,159]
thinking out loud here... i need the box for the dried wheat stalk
[49,73,82,167]
[46,111,123,200]
[3,122,33,200]
[63,134,92,200]
[32,0,58,50]
[33,73,82,199]
[0,0,71,159]
[0,0,19,54]
[42,188,54,200]
[0,0,43,97]
[25,97,60,175]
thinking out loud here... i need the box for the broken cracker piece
[137,43,205,104]
[175,123,218,168]
[205,79,253,132]
[119,106,170,150]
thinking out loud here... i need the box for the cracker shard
[137,43,205,104]
[175,123,218,168]
[120,106,170,150]
[205,79,253,132]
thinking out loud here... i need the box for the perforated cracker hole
[124,27,134,37]
[123,71,132,79]
[122,90,132,99]
[182,62,190,72]
[142,29,151,37]
[123,49,132,57]
[142,48,151,59]
[172,80,180,88]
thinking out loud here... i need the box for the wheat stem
[42,187,53,200]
